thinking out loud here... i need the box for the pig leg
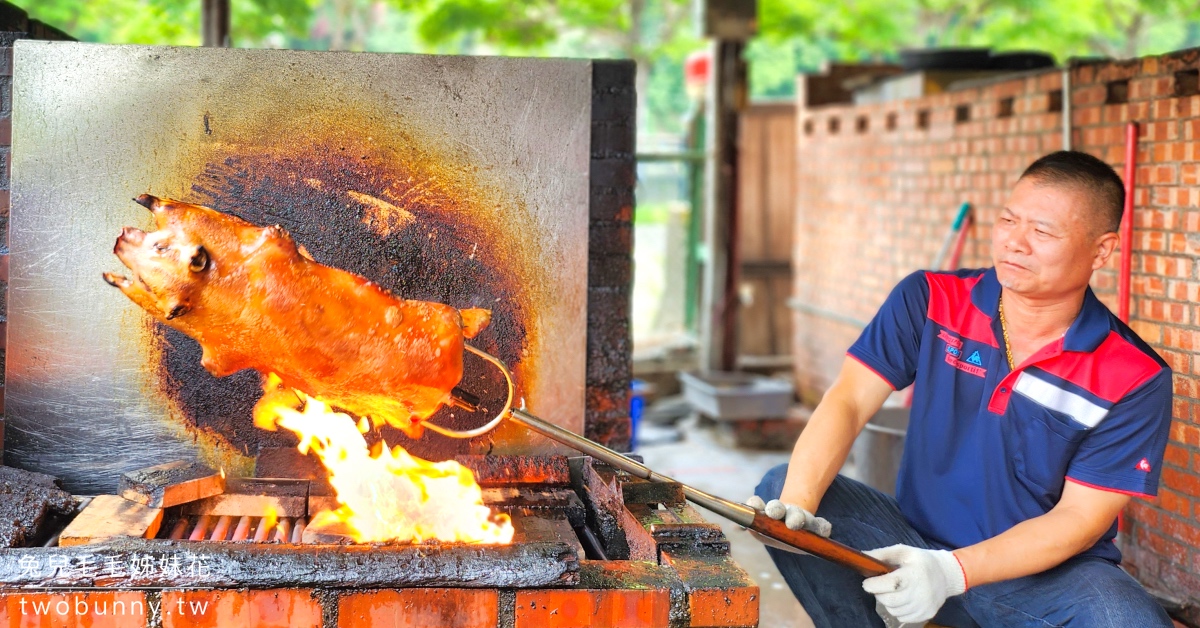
[103,272,160,314]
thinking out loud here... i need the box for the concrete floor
[636,417,815,628]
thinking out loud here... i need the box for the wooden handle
[751,513,894,577]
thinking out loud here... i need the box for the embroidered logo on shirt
[938,329,963,349]
[1136,458,1152,473]
[939,329,986,377]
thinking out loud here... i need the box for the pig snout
[114,227,146,254]
[120,226,146,243]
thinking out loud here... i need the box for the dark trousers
[754,464,1173,627]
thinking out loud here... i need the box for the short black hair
[1018,151,1125,234]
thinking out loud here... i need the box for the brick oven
[0,454,758,627]
[0,35,759,628]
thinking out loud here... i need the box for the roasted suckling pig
[104,194,490,437]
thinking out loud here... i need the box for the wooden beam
[483,487,587,528]
[119,460,225,508]
[512,511,585,561]
[307,479,339,516]
[182,478,308,517]
[202,0,231,47]
[0,537,580,589]
[700,37,751,372]
[59,495,163,547]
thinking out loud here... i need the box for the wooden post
[699,0,755,372]
[202,0,231,47]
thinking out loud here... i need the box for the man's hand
[862,545,967,624]
[746,496,832,537]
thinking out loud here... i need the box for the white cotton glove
[861,545,967,625]
[745,495,832,537]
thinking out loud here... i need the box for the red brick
[1151,76,1177,97]
[1160,488,1192,517]
[660,552,759,628]
[1180,376,1200,399]
[1128,500,1161,527]
[161,589,321,628]
[1153,98,1180,120]
[515,589,671,628]
[1173,421,1200,447]
[1177,399,1196,422]
[338,589,498,628]
[1185,118,1200,140]
[1,591,147,627]
[1144,530,1190,565]
[687,588,760,628]
[1162,467,1200,498]
[1162,349,1192,374]
[1165,443,1191,468]
[1161,516,1200,549]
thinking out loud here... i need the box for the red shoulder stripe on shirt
[924,272,999,348]
[1037,331,1162,403]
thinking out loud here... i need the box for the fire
[254,374,513,544]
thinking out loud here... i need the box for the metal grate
[164,514,308,543]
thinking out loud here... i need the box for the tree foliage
[20,0,1200,134]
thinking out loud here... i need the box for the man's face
[991,176,1115,298]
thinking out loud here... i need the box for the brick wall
[792,48,1200,620]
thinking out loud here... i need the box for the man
[751,151,1174,627]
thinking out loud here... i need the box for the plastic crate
[678,371,794,420]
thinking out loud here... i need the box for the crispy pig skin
[104,194,489,437]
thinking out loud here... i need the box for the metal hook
[421,344,515,439]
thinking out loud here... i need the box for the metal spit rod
[422,344,893,577]
[507,407,754,526]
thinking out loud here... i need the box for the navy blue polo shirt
[847,268,1172,563]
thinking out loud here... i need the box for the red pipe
[1117,122,1138,535]
[903,212,975,407]
[1118,122,1138,323]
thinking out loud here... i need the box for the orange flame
[255,374,513,544]
[262,506,278,535]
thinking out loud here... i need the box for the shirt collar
[970,267,1113,354]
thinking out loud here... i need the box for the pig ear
[135,194,173,230]
[134,194,160,210]
[254,225,302,259]
[165,302,190,319]
[161,295,191,320]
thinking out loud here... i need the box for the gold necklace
[999,297,1015,371]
